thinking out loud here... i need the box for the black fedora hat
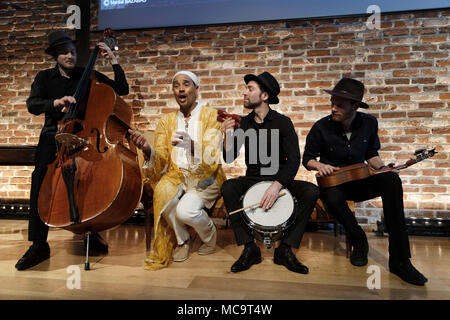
[323,78,369,109]
[244,71,280,104]
[45,30,77,55]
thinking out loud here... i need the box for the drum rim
[241,181,296,231]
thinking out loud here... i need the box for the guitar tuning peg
[414,148,426,155]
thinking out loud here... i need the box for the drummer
[220,72,319,274]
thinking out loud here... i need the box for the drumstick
[228,192,286,215]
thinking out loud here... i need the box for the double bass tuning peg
[103,37,118,51]
[102,28,119,51]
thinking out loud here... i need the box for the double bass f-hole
[90,127,109,153]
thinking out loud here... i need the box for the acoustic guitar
[316,148,437,188]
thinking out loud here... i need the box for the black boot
[231,242,262,273]
[350,240,368,267]
[274,244,309,274]
[389,258,428,286]
[15,242,50,271]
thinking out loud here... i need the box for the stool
[141,183,154,251]
[206,196,229,229]
[310,199,355,258]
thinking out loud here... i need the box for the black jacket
[303,111,381,169]
[27,64,129,136]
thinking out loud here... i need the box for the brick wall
[1,1,449,226]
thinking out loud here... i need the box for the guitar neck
[317,148,436,188]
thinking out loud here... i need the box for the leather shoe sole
[350,242,368,267]
[274,255,309,274]
[350,256,368,267]
[389,261,428,286]
[390,268,427,286]
[231,256,262,273]
[15,245,50,271]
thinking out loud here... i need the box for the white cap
[173,71,199,87]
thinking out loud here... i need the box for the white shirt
[174,104,203,170]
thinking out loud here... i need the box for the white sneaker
[198,229,216,255]
[173,240,190,262]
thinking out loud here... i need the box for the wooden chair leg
[145,208,152,251]
[141,184,154,251]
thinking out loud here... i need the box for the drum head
[242,181,294,229]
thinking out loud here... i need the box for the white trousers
[163,192,216,246]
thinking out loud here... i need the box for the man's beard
[244,98,262,110]
[244,103,258,110]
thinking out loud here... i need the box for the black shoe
[389,258,428,286]
[84,233,108,254]
[274,246,309,274]
[350,240,368,267]
[15,242,50,271]
[231,243,262,273]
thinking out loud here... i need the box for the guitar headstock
[400,147,437,168]
[413,147,437,162]
[102,28,118,51]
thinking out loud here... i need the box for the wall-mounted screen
[98,0,449,30]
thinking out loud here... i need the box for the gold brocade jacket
[142,105,226,270]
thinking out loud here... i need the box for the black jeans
[319,171,411,260]
[28,133,57,242]
[221,176,319,248]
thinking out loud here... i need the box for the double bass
[37,29,142,268]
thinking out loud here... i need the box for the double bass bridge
[55,133,88,151]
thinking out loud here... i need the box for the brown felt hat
[323,78,369,109]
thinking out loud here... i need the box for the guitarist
[302,78,427,286]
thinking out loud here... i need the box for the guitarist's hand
[316,162,340,177]
[386,162,400,174]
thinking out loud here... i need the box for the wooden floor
[0,219,449,301]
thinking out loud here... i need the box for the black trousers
[28,133,57,242]
[319,171,411,260]
[221,176,319,248]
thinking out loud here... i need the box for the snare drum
[240,181,297,248]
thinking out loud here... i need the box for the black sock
[33,240,47,247]
[390,256,410,265]
[244,241,256,249]
[278,243,291,251]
